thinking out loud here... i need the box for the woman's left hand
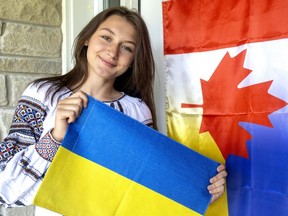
[207,164,227,203]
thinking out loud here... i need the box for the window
[103,0,121,8]
[100,0,139,13]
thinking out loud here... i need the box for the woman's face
[85,15,136,82]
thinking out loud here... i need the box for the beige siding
[0,0,62,215]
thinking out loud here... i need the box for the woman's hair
[34,6,157,129]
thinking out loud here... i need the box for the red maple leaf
[182,50,287,159]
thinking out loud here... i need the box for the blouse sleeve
[0,83,60,207]
[124,97,154,127]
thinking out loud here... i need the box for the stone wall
[0,0,62,215]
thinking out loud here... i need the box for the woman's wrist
[35,131,61,162]
[50,129,64,143]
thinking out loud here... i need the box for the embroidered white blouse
[0,82,153,207]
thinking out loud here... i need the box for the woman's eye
[122,46,132,53]
[101,36,111,41]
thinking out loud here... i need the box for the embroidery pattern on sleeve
[0,96,48,166]
[35,132,60,162]
[19,155,43,181]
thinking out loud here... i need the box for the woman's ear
[84,40,89,46]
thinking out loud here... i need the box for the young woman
[0,6,226,213]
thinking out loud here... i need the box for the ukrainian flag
[34,96,219,216]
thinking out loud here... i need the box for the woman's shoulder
[21,81,70,108]
[115,94,153,125]
[19,82,51,109]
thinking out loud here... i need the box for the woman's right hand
[51,91,88,142]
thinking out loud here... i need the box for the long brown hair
[34,7,157,129]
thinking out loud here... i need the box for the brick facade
[0,0,62,215]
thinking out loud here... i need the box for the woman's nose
[106,45,119,59]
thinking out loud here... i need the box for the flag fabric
[33,95,219,216]
[162,0,288,215]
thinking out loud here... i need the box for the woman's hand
[51,91,88,142]
[207,164,227,203]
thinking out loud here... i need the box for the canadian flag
[163,0,288,215]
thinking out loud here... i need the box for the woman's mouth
[99,56,116,68]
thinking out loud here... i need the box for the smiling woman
[84,15,136,92]
[0,6,227,216]
[0,7,157,213]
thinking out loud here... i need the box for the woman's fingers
[208,177,225,192]
[56,96,86,123]
[68,91,88,108]
[51,91,88,142]
[217,163,226,172]
[210,164,227,184]
[207,164,227,203]
[56,105,82,123]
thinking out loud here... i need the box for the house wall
[0,0,62,215]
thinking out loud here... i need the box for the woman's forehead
[96,15,137,41]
